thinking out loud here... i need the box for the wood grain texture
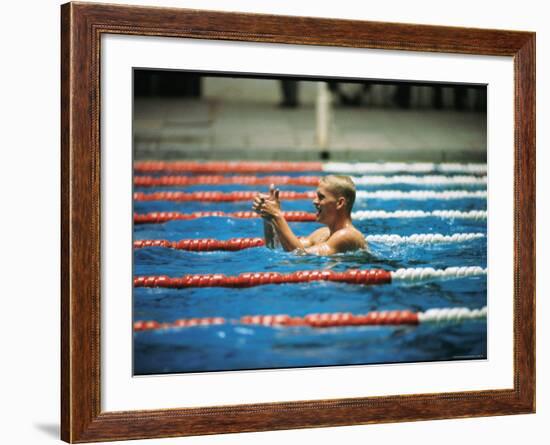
[60,2,536,442]
[513,34,536,410]
[60,3,71,441]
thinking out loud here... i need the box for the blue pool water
[133,172,487,375]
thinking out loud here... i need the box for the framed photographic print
[61,2,535,442]
[132,70,489,376]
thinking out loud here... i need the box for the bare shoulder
[308,226,330,243]
[328,226,366,250]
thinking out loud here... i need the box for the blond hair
[319,175,356,214]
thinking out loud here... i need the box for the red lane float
[301,311,418,327]
[240,311,418,327]
[134,317,226,331]
[134,161,323,174]
[134,237,265,251]
[134,211,317,224]
[135,175,320,187]
[134,269,392,289]
[134,190,315,202]
[134,310,418,332]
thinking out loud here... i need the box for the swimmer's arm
[263,220,280,249]
[253,184,282,249]
[270,214,307,252]
[297,236,313,248]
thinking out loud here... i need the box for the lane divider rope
[390,267,486,281]
[134,210,487,224]
[352,210,487,220]
[135,175,320,187]
[365,233,485,243]
[134,211,316,224]
[134,190,315,202]
[134,161,323,173]
[324,162,487,174]
[134,233,485,251]
[355,190,487,200]
[134,161,486,174]
[134,237,265,251]
[134,174,487,187]
[134,266,486,289]
[134,306,487,332]
[352,175,487,186]
[134,189,486,202]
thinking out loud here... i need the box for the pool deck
[134,98,487,162]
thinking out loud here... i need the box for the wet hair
[319,175,356,214]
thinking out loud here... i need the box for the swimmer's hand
[267,184,280,209]
[252,184,281,220]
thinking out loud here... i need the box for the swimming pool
[133,163,487,375]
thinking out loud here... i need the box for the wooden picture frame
[61,1,535,442]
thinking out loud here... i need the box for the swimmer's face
[313,183,341,224]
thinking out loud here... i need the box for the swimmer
[252,175,366,255]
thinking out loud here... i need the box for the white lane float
[355,190,487,200]
[352,210,487,220]
[324,162,487,174]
